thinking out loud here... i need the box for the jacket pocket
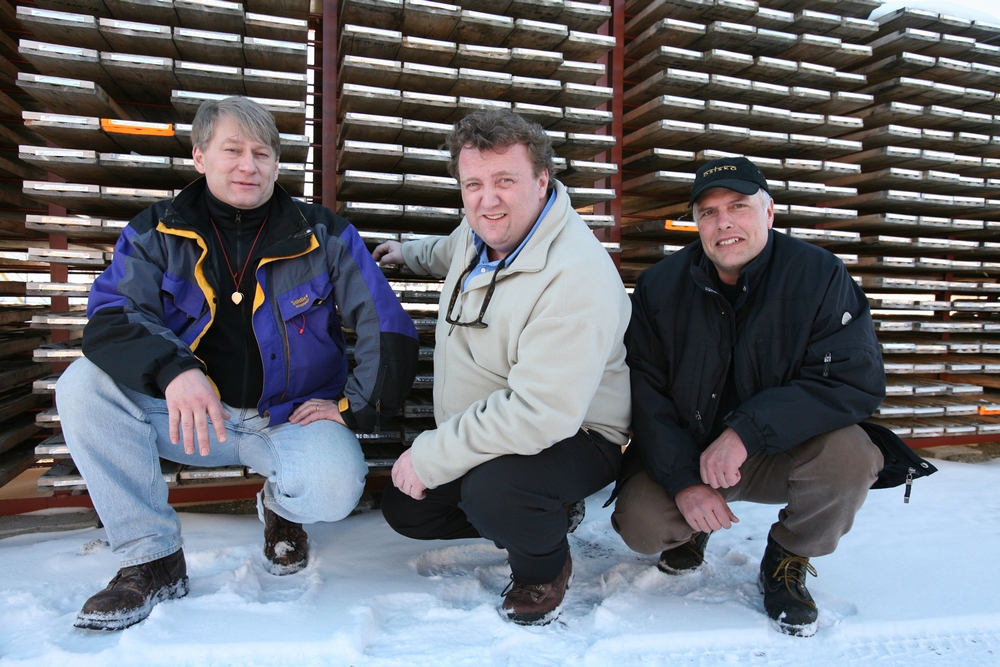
[160,271,208,337]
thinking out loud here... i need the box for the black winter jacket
[624,230,886,498]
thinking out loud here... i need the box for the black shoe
[74,549,188,631]
[263,506,309,575]
[657,532,710,574]
[501,554,573,626]
[566,499,586,534]
[757,534,818,637]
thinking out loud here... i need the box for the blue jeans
[57,358,368,567]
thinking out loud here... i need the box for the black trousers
[381,429,622,583]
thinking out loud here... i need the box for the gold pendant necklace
[208,213,268,306]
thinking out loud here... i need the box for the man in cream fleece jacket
[372,109,630,626]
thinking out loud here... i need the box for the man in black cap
[611,156,887,636]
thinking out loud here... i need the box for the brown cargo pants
[612,425,884,558]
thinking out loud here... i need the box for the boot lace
[771,556,818,606]
[501,575,548,603]
[106,564,150,591]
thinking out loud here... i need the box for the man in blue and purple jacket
[57,96,418,631]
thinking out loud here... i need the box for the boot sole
[767,616,818,637]
[74,577,189,631]
[656,561,703,575]
[263,556,308,576]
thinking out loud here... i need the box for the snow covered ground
[1,457,999,666]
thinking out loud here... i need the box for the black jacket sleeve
[626,272,704,498]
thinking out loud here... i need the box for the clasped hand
[675,428,748,533]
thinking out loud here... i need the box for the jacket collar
[689,230,775,301]
[162,178,314,258]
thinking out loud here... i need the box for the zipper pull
[823,352,832,377]
[374,399,381,433]
[903,467,915,504]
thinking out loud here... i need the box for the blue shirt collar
[470,189,556,271]
[463,190,556,291]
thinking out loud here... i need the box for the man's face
[192,114,279,210]
[693,187,773,285]
[457,143,549,261]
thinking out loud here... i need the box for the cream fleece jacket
[400,181,631,489]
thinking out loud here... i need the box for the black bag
[860,421,938,502]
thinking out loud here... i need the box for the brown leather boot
[501,554,573,626]
[263,506,309,575]
[74,549,188,631]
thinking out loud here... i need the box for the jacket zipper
[823,352,832,377]
[903,467,915,503]
[234,211,253,408]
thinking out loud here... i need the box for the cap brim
[689,179,762,207]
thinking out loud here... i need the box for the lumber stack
[0,0,315,491]
[620,0,1000,441]
[336,0,618,461]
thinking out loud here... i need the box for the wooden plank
[0,439,38,488]
[340,24,401,60]
[505,18,567,50]
[452,10,513,47]
[173,27,244,68]
[174,0,245,36]
[400,35,455,66]
[243,68,304,101]
[0,390,48,423]
[244,0,308,20]
[99,52,179,104]
[101,118,190,157]
[18,146,110,184]
[560,30,616,61]
[21,111,121,153]
[98,16,178,59]
[401,0,461,41]
[174,60,245,97]
[15,6,110,51]
[104,0,178,25]
[17,40,112,95]
[245,12,308,42]
[504,48,562,79]
[16,73,129,120]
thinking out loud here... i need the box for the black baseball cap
[689,156,770,207]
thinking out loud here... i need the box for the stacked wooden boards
[619,0,1000,442]
[333,0,618,467]
[0,0,313,492]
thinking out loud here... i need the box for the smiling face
[693,187,773,285]
[192,113,279,210]
[457,143,549,262]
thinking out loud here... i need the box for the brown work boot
[657,532,711,574]
[263,506,309,575]
[500,554,573,626]
[74,549,188,631]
